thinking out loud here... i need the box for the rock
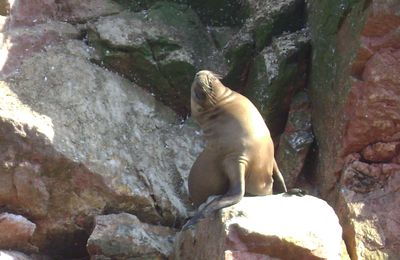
[0,251,50,260]
[0,213,36,252]
[222,0,307,91]
[87,2,226,116]
[0,39,202,256]
[309,0,400,258]
[87,213,176,259]
[8,0,121,26]
[361,142,400,163]
[174,195,347,260]
[243,29,310,136]
[0,21,80,78]
[188,0,250,26]
[338,168,400,259]
[308,0,400,199]
[343,48,400,154]
[276,91,314,188]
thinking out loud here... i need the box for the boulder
[87,2,226,116]
[0,213,36,252]
[87,213,176,259]
[0,39,202,256]
[174,195,348,260]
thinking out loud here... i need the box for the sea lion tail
[272,159,287,193]
[273,159,307,197]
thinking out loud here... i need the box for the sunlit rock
[174,195,347,260]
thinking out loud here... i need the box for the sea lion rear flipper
[284,188,307,197]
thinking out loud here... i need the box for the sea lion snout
[194,70,215,90]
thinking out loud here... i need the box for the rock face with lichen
[308,0,400,258]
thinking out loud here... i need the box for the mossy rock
[243,29,310,136]
[222,0,307,92]
[88,2,224,116]
[188,0,251,26]
[111,0,160,11]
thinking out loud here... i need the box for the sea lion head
[191,70,227,113]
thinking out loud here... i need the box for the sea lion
[183,70,288,229]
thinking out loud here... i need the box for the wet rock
[174,195,347,260]
[0,213,36,252]
[0,39,202,255]
[243,29,310,135]
[87,2,226,116]
[87,213,176,259]
[276,91,313,188]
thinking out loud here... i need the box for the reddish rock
[0,213,36,252]
[338,168,400,259]
[344,49,400,155]
[361,142,400,163]
[310,1,400,258]
[13,162,50,218]
[87,213,176,259]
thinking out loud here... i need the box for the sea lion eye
[194,86,206,101]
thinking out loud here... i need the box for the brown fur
[185,70,287,228]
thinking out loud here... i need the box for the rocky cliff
[0,0,398,259]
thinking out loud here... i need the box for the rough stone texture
[174,195,347,260]
[187,0,250,27]
[0,37,202,256]
[244,29,310,136]
[222,0,306,90]
[8,0,121,26]
[0,213,36,252]
[337,164,400,259]
[276,91,313,188]
[0,251,50,260]
[309,0,400,258]
[87,213,176,259]
[0,20,80,78]
[87,2,226,116]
